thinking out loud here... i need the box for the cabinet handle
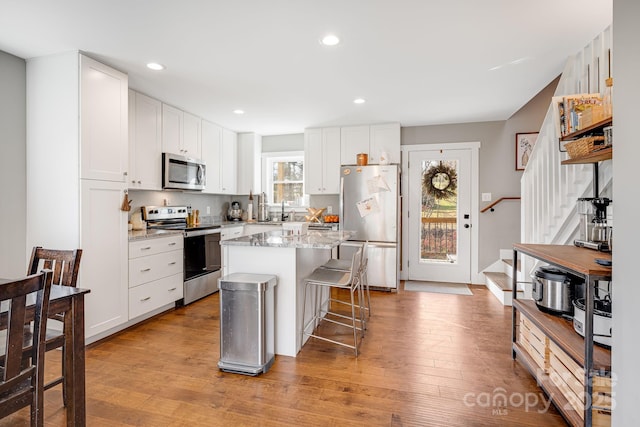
[123,171,128,176]
[138,180,142,184]
[168,242,177,246]
[141,246,151,250]
[168,262,176,265]
[140,296,151,302]
[168,287,177,292]
[141,268,151,272]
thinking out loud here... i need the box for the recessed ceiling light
[146,62,165,71]
[321,34,340,46]
[353,98,366,104]
[233,109,245,115]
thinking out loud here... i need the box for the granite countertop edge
[221,230,355,249]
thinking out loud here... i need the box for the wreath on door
[423,162,457,200]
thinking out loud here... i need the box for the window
[263,151,307,207]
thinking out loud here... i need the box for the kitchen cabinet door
[305,129,323,194]
[162,103,183,156]
[202,122,237,194]
[220,129,237,194]
[201,120,223,193]
[340,125,369,166]
[305,127,340,194]
[236,132,260,195]
[370,123,401,164]
[80,179,129,339]
[182,111,202,158]
[80,55,128,182]
[128,90,162,190]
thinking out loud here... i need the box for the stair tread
[485,272,523,293]
[501,258,521,272]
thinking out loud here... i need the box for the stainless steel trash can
[218,273,277,375]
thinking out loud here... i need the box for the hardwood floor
[2,283,567,426]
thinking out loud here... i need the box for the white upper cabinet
[221,129,238,194]
[305,127,340,194]
[339,123,400,165]
[369,122,401,164]
[128,90,162,190]
[162,104,202,159]
[80,55,128,182]
[340,125,370,166]
[237,132,261,195]
[202,120,237,194]
[182,111,202,158]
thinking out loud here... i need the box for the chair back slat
[28,247,82,287]
[0,270,52,423]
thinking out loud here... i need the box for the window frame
[261,151,307,209]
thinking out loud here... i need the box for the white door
[408,149,472,283]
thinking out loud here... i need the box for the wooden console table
[511,244,612,427]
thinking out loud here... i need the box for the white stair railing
[520,26,613,278]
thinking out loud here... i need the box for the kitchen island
[221,229,354,357]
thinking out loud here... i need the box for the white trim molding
[400,142,481,284]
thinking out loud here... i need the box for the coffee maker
[574,197,612,252]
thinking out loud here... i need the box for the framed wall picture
[516,132,539,171]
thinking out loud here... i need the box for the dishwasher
[218,273,277,375]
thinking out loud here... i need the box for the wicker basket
[565,136,605,159]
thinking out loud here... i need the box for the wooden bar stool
[301,247,364,356]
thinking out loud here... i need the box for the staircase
[484,26,613,306]
[484,250,527,306]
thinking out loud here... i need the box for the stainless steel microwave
[162,153,206,191]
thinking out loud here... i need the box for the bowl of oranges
[323,214,339,223]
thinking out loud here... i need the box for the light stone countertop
[128,228,184,241]
[220,229,355,249]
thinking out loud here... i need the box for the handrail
[481,197,521,213]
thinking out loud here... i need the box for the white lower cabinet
[129,273,183,319]
[221,226,244,241]
[128,235,184,319]
[80,179,129,339]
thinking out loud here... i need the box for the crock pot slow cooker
[531,266,584,315]
[573,296,612,347]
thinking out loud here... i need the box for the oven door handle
[184,228,221,238]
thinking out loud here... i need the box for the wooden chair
[0,270,53,426]
[27,247,82,404]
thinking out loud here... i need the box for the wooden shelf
[513,342,584,427]
[514,299,611,371]
[561,146,612,165]
[560,118,613,142]
[513,244,611,279]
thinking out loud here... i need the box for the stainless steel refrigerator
[339,164,399,289]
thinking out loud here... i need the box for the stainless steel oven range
[142,206,221,304]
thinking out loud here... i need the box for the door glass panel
[420,159,459,264]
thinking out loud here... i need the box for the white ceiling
[1,0,612,136]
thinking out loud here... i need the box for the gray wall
[401,77,558,271]
[262,133,303,152]
[0,51,27,277]
[612,0,637,424]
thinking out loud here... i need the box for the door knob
[464,224,470,228]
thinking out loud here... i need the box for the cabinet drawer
[129,273,183,319]
[129,250,183,287]
[221,226,243,240]
[129,235,183,258]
